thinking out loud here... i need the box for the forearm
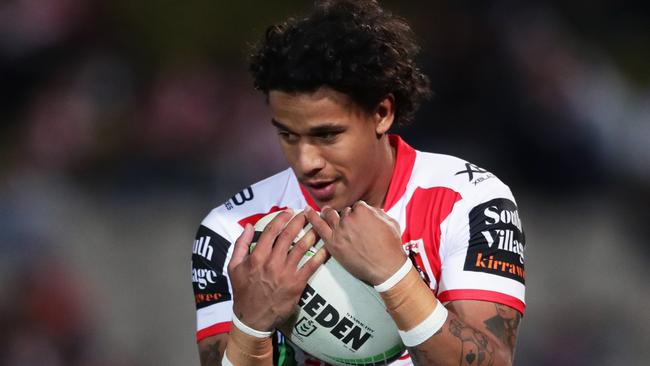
[378,263,515,366]
[198,334,229,366]
[407,310,512,366]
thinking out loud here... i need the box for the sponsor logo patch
[192,268,218,290]
[193,236,214,261]
[191,226,233,309]
[195,292,225,305]
[464,198,525,284]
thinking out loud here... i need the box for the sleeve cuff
[437,289,525,315]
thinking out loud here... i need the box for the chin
[328,197,357,211]
[313,197,343,211]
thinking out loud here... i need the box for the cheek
[324,134,374,178]
[338,147,369,181]
[327,145,357,173]
[279,142,298,165]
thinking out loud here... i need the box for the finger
[352,200,372,212]
[271,211,307,261]
[287,227,319,267]
[298,246,329,280]
[252,209,294,259]
[304,206,333,242]
[228,223,254,272]
[321,207,341,228]
[340,206,352,220]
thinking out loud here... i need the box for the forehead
[268,87,367,128]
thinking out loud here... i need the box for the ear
[374,94,395,135]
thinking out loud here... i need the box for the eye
[278,130,299,143]
[316,131,340,143]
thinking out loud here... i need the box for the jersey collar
[299,134,417,212]
[383,134,416,211]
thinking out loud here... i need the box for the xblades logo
[455,163,488,182]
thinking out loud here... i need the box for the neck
[365,135,397,209]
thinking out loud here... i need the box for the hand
[304,202,407,286]
[228,210,327,331]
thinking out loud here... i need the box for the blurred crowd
[1,1,648,365]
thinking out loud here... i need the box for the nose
[296,142,325,177]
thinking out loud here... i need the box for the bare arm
[407,300,521,366]
[198,334,229,366]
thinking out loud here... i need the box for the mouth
[303,179,338,202]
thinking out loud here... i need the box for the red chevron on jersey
[238,205,288,227]
[401,187,462,289]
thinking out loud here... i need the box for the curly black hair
[249,0,431,126]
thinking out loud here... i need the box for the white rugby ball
[252,210,405,366]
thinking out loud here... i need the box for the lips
[303,179,337,202]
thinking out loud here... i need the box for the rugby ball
[252,210,405,366]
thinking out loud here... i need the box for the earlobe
[375,95,395,135]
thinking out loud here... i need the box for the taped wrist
[222,325,273,366]
[378,265,448,347]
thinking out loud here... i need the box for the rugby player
[191,1,525,365]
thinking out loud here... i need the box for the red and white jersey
[191,135,526,365]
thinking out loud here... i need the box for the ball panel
[280,258,403,365]
[250,209,405,365]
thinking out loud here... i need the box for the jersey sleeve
[191,209,241,342]
[437,178,526,314]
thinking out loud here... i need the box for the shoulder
[415,152,526,310]
[410,151,517,206]
[200,168,306,242]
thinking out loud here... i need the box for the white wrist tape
[222,351,234,366]
[374,259,412,293]
[398,300,448,347]
[232,313,273,338]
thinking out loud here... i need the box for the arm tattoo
[450,318,495,366]
[407,328,443,365]
[199,340,223,366]
[483,304,521,356]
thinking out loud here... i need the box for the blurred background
[1,0,648,365]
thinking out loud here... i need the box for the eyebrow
[271,118,346,135]
[271,118,291,131]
